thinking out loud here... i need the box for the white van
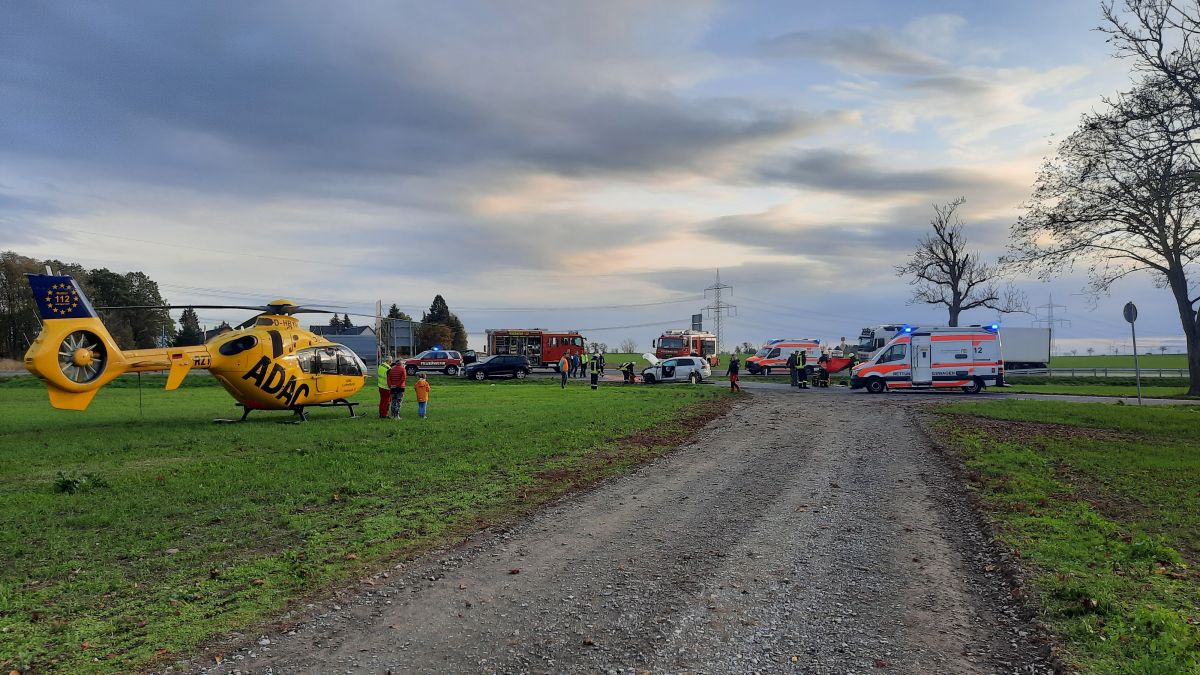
[745,338,822,375]
[849,325,1003,394]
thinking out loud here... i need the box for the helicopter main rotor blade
[96,304,270,312]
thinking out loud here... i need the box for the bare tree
[1088,347,1096,356]
[896,197,1025,326]
[618,337,639,353]
[1008,74,1200,394]
[1161,344,1169,354]
[1102,1,1200,113]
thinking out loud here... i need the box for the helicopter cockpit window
[335,346,362,376]
[297,349,316,373]
[217,335,258,356]
[256,317,275,326]
[318,348,339,374]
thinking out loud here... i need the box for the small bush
[52,471,109,494]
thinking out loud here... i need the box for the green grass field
[0,374,731,673]
[1049,354,1189,369]
[1003,384,1194,399]
[939,401,1200,673]
[1001,375,1197,399]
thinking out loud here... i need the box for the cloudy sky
[0,1,1181,353]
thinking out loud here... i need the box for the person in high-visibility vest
[376,357,392,418]
[580,351,590,380]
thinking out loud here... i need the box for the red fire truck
[485,329,587,370]
[652,329,717,360]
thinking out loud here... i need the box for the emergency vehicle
[403,349,465,376]
[744,338,822,375]
[850,324,1003,394]
[858,324,1050,369]
[485,329,586,370]
[652,329,716,360]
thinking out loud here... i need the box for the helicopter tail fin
[24,274,131,410]
[28,274,100,320]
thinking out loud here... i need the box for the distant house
[307,324,377,366]
[307,322,421,367]
[309,325,376,338]
[200,325,234,344]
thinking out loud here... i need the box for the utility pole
[1033,294,1071,357]
[703,269,736,355]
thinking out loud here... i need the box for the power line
[156,280,702,314]
[703,269,735,354]
[1033,294,1072,355]
[573,319,689,332]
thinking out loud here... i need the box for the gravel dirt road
[189,388,1053,674]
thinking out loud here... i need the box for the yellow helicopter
[24,273,368,420]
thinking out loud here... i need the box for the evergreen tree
[328,314,343,331]
[175,308,203,347]
[446,313,468,352]
[342,313,353,328]
[425,295,451,324]
[420,295,465,351]
[386,303,412,321]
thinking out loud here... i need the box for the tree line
[0,250,174,359]
[0,249,472,362]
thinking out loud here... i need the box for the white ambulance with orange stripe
[745,338,822,375]
[849,324,1003,394]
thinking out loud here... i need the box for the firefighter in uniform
[786,350,798,387]
[589,352,602,390]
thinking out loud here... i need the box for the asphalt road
[185,389,1054,675]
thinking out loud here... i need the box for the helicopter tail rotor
[57,330,108,384]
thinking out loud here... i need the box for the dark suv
[463,354,531,380]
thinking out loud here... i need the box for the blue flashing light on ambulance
[857,323,1050,370]
[850,324,1004,394]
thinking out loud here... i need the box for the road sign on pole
[691,313,703,331]
[1124,301,1142,405]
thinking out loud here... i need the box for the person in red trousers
[377,357,392,418]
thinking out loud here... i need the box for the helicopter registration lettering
[242,355,310,407]
[192,355,211,367]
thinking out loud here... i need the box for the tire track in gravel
[188,390,1051,675]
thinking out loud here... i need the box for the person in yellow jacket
[415,373,431,418]
[376,357,392,419]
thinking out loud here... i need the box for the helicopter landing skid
[225,399,361,423]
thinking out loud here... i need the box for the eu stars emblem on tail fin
[27,274,97,319]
